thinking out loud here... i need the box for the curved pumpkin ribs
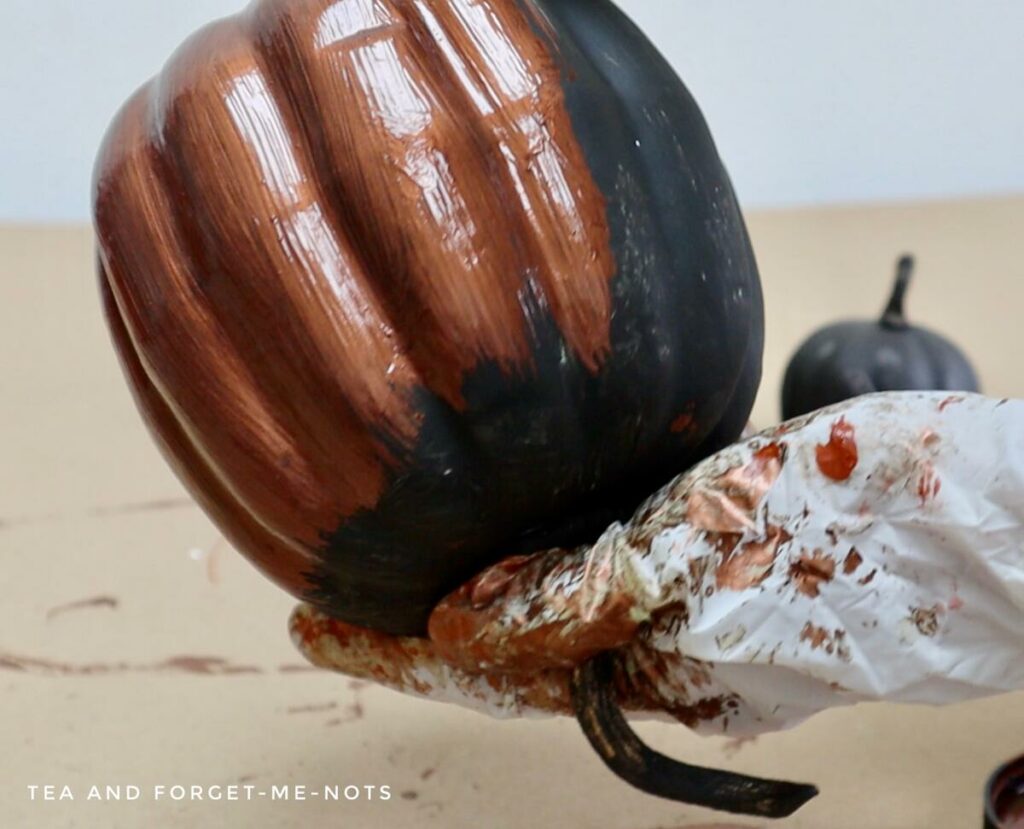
[95,0,767,815]
[96,0,617,592]
[249,0,617,404]
[95,0,764,637]
[100,275,319,593]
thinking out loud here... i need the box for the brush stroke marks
[94,0,762,634]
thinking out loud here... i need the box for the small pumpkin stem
[570,652,818,818]
[881,255,915,329]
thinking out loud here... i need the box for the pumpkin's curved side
[98,271,315,594]
[93,82,348,551]
[93,0,765,636]
[91,20,412,594]
[525,0,765,493]
[92,1,624,629]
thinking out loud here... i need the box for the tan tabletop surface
[2,196,1023,828]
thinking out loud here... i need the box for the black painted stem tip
[881,254,916,329]
[570,652,818,819]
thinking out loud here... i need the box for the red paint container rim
[985,754,1024,828]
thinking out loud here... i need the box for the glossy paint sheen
[95,0,763,635]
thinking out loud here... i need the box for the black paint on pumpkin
[306,0,764,636]
[781,255,980,421]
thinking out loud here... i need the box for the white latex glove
[292,391,1024,817]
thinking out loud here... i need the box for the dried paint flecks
[293,605,577,716]
[716,526,792,591]
[0,652,330,677]
[293,609,436,696]
[89,497,194,517]
[800,622,830,650]
[158,656,262,675]
[325,700,365,726]
[789,550,836,598]
[687,555,715,597]
[917,461,942,505]
[665,694,741,730]
[46,595,119,621]
[842,548,863,576]
[653,600,690,632]
[278,663,320,674]
[655,825,756,829]
[286,701,338,715]
[909,605,944,637]
[815,418,858,481]
[799,623,851,661]
[714,626,747,652]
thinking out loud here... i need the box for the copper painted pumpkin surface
[94,0,763,635]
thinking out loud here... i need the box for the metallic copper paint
[95,0,615,597]
[815,417,859,481]
[684,442,786,535]
[429,543,640,672]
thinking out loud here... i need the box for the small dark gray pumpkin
[781,256,980,420]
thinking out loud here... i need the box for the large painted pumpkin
[94,0,763,635]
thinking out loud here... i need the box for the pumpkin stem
[881,255,915,329]
[570,652,818,818]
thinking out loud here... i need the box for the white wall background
[2,0,1022,223]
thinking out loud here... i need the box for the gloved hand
[292,391,1024,817]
